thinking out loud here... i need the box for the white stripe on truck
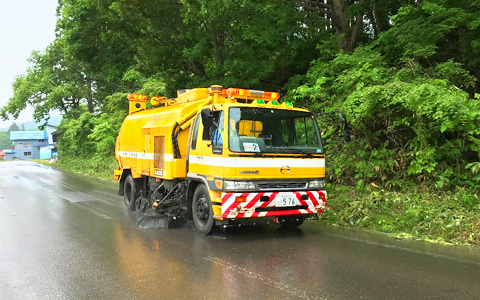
[117,151,173,161]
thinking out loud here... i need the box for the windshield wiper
[253,149,277,157]
[256,146,314,158]
[252,147,285,157]
[282,147,314,158]
[253,151,265,157]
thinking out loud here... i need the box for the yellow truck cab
[115,85,336,234]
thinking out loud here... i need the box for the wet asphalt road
[1,161,480,300]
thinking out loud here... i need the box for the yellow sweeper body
[115,85,339,234]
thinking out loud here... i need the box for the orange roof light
[226,88,280,101]
[265,92,280,100]
[127,94,149,101]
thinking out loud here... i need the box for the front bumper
[221,190,327,219]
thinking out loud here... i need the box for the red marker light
[235,196,247,203]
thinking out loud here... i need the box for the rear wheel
[192,185,215,234]
[134,196,145,213]
[124,175,139,211]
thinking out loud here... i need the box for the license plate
[276,194,299,207]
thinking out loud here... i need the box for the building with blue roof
[4,124,58,160]
[10,131,48,140]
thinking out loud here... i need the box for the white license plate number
[276,194,299,207]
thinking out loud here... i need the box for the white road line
[45,188,112,220]
[69,202,113,220]
[204,256,327,300]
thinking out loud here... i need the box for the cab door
[188,112,225,180]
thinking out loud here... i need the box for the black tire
[278,215,305,228]
[134,196,144,213]
[124,175,139,211]
[192,185,215,234]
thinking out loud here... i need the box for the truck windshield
[228,107,323,155]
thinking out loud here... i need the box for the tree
[0,131,12,150]
[1,40,100,123]
[8,123,19,132]
[297,0,416,51]
[56,0,139,91]
[292,42,480,186]
[109,0,326,94]
[378,0,480,94]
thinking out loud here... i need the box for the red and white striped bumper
[221,191,327,219]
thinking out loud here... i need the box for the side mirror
[201,108,213,127]
[201,108,213,140]
[316,110,351,145]
[338,112,351,142]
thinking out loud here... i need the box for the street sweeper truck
[114,85,349,234]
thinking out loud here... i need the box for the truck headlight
[224,181,256,190]
[308,180,325,189]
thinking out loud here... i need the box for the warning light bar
[225,88,280,101]
[127,94,149,101]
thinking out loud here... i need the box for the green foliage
[58,77,165,162]
[0,131,12,150]
[57,0,138,84]
[108,0,327,94]
[293,45,480,188]
[466,161,480,182]
[378,0,480,93]
[0,42,99,122]
[88,113,119,156]
[57,109,97,157]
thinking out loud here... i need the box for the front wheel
[123,175,139,211]
[192,185,215,234]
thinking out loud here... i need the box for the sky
[0,0,58,128]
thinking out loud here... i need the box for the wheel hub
[196,195,209,224]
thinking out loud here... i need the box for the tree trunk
[211,28,225,67]
[190,60,207,78]
[327,0,364,51]
[372,0,390,35]
[368,2,379,38]
[86,77,94,113]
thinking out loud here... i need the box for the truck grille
[257,182,308,191]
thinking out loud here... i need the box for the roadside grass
[31,156,117,181]
[58,156,118,180]
[322,184,480,246]
[29,158,54,164]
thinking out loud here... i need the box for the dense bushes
[56,80,166,176]
[291,46,480,189]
